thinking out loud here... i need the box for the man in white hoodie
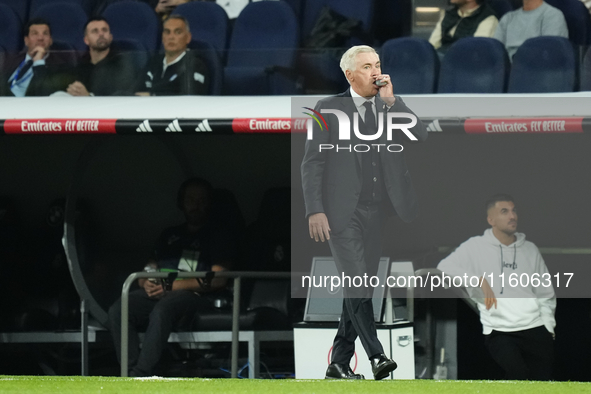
[437,194,555,380]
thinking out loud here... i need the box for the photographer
[107,178,235,377]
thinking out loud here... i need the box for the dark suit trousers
[328,202,384,364]
[108,289,213,376]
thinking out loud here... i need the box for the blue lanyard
[9,59,34,89]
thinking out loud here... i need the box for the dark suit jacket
[301,89,428,234]
[1,52,75,97]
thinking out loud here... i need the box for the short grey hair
[340,45,378,76]
[164,14,191,33]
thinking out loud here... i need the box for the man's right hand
[480,277,497,310]
[308,213,331,242]
[144,280,165,299]
[30,46,47,62]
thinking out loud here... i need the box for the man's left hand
[67,81,90,96]
[376,74,395,107]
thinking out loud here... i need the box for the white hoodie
[437,228,556,335]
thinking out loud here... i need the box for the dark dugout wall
[0,134,291,322]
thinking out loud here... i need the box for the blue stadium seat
[283,0,303,23]
[545,0,591,46]
[30,0,96,17]
[103,1,159,51]
[175,2,228,56]
[489,0,512,19]
[438,37,509,93]
[508,37,575,93]
[381,38,439,94]
[0,0,29,24]
[32,2,88,51]
[0,3,22,52]
[189,39,223,95]
[50,40,78,67]
[580,48,591,91]
[112,38,149,74]
[224,1,299,95]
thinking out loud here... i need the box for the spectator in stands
[94,0,193,21]
[493,0,568,58]
[135,15,209,96]
[67,17,136,96]
[216,0,249,20]
[107,177,235,377]
[429,0,499,56]
[3,18,73,97]
[154,0,191,19]
[437,194,556,380]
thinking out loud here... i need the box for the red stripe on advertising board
[464,118,584,134]
[232,118,307,133]
[3,119,117,134]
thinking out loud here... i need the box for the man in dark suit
[135,15,209,96]
[301,45,428,380]
[3,18,73,97]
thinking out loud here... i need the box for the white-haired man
[301,45,428,380]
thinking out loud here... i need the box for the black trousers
[484,325,554,380]
[107,288,214,376]
[328,202,385,364]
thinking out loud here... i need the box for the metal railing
[120,271,290,378]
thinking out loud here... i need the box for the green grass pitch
[1,376,591,394]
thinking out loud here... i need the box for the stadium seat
[282,0,303,22]
[0,0,29,24]
[112,38,149,75]
[103,1,159,51]
[50,40,78,67]
[0,3,22,52]
[438,37,509,93]
[381,37,439,94]
[224,1,299,95]
[188,39,223,95]
[489,0,512,19]
[508,36,575,93]
[545,0,591,46]
[174,2,228,56]
[580,48,591,91]
[30,0,96,17]
[31,2,88,51]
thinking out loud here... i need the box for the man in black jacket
[301,45,428,380]
[428,0,499,55]
[3,18,74,96]
[67,17,136,96]
[136,15,209,96]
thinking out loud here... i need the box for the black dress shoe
[370,354,397,380]
[325,363,365,379]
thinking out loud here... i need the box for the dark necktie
[363,101,376,130]
[16,60,34,82]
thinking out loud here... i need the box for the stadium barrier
[120,271,291,378]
